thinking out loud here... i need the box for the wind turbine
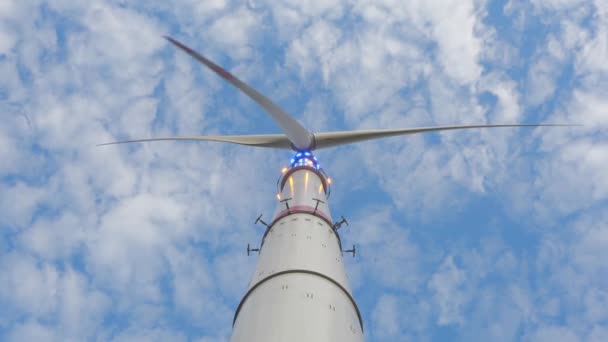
[101,36,573,342]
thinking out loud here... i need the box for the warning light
[327,177,332,185]
[281,167,288,173]
[276,193,281,200]
[290,151,321,169]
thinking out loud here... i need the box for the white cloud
[205,6,261,59]
[479,72,522,122]
[367,0,485,83]
[349,209,421,292]
[588,325,608,342]
[530,0,588,12]
[525,41,563,107]
[265,0,346,40]
[6,321,58,342]
[193,0,229,14]
[584,289,608,323]
[0,253,59,317]
[326,31,429,123]
[371,295,400,338]
[91,194,187,289]
[429,256,466,325]
[283,0,345,18]
[285,19,342,85]
[0,0,17,18]
[577,30,608,76]
[111,327,187,342]
[19,211,84,260]
[0,24,16,55]
[526,325,580,342]
[426,0,484,84]
[530,141,608,217]
[0,182,45,230]
[80,3,165,62]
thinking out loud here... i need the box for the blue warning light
[290,151,320,170]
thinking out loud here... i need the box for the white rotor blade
[165,36,313,150]
[98,134,293,149]
[312,124,577,150]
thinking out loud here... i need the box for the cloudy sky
[1,0,607,341]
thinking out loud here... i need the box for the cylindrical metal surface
[231,168,363,342]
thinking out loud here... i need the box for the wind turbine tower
[101,36,572,341]
[232,152,363,341]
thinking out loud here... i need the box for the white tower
[231,154,363,341]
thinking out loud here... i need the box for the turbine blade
[164,36,313,150]
[98,134,293,149]
[312,124,577,150]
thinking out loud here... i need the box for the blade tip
[163,35,181,47]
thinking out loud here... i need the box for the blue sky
[1,0,607,341]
